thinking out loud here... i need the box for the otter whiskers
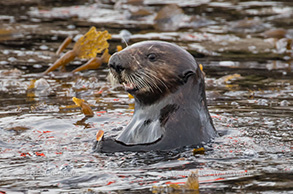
[124,70,169,93]
[133,72,155,93]
[136,71,161,93]
[143,69,169,92]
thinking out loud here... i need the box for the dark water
[0,0,292,193]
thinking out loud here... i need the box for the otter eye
[147,53,157,62]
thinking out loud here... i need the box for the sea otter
[94,41,217,152]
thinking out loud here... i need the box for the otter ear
[179,70,195,84]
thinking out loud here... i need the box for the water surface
[0,0,292,193]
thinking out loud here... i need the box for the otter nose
[108,55,124,74]
[109,62,124,73]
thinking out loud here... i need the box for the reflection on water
[0,0,292,193]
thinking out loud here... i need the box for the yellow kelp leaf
[44,50,76,74]
[167,184,181,190]
[72,97,84,106]
[27,79,36,90]
[160,170,199,193]
[117,45,123,52]
[72,49,111,73]
[184,170,199,190]
[128,93,134,99]
[198,64,206,77]
[128,103,135,110]
[74,27,111,59]
[101,49,111,63]
[27,79,36,98]
[72,97,94,117]
[199,64,203,72]
[96,130,104,141]
[44,27,111,74]
[80,102,94,117]
[223,73,241,83]
[192,147,205,155]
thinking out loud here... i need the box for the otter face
[108,41,199,105]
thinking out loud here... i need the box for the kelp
[72,97,94,117]
[152,170,199,193]
[56,36,72,55]
[72,48,111,73]
[44,27,111,74]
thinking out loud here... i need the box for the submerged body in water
[95,41,217,152]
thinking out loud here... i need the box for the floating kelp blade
[72,57,102,73]
[44,50,76,74]
[96,130,104,141]
[72,49,111,73]
[56,36,72,55]
[72,97,94,117]
[44,27,111,74]
[74,27,111,59]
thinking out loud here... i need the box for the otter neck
[116,91,177,145]
[116,76,212,145]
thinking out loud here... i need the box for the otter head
[108,41,201,106]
